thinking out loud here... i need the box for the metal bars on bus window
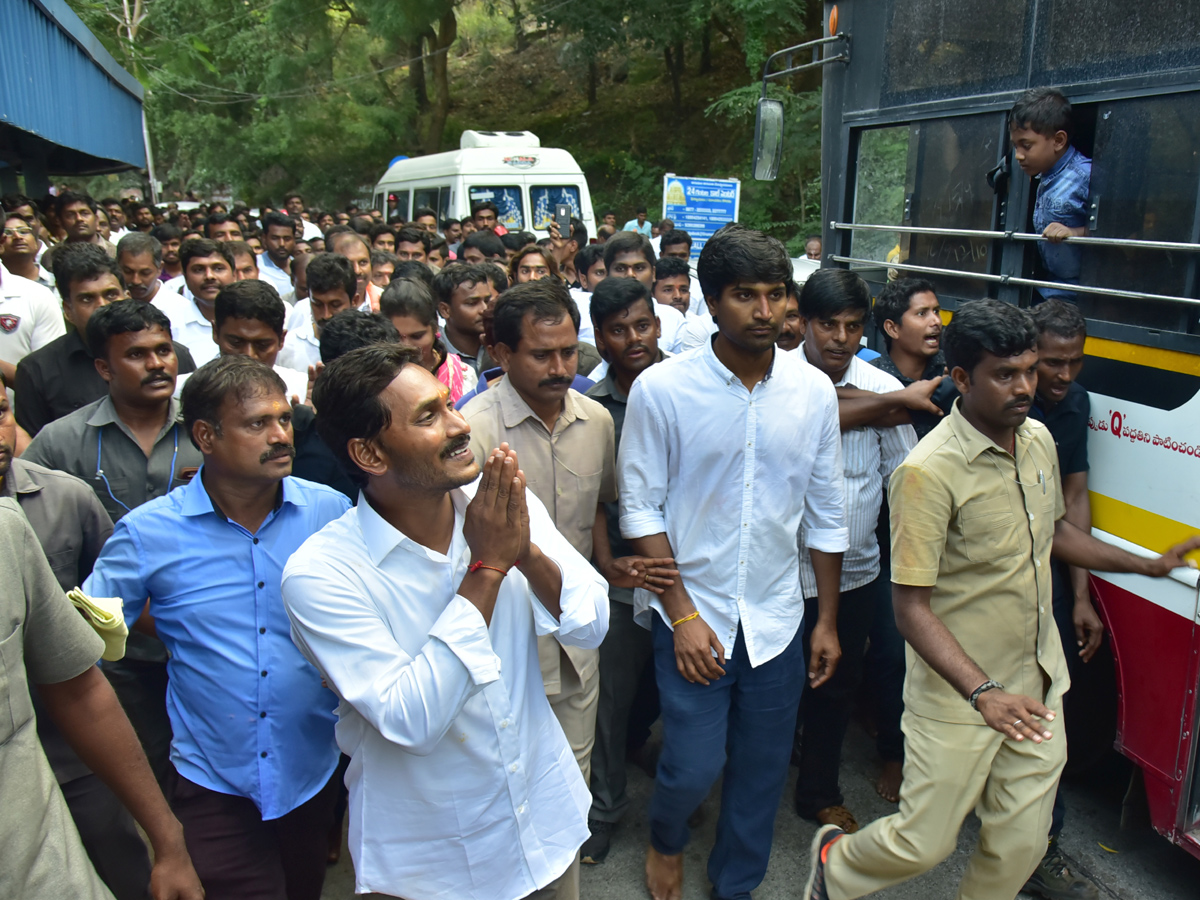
[830,221,1200,254]
[828,255,1200,308]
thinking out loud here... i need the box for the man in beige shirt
[461,279,616,796]
[806,300,1200,900]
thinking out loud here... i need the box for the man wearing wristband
[281,343,610,900]
[804,300,1200,900]
[619,225,848,900]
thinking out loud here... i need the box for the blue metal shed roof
[0,0,146,171]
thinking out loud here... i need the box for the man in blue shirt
[1009,89,1091,302]
[623,206,653,237]
[85,355,351,900]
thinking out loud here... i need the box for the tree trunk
[587,58,598,107]
[409,35,430,112]
[699,21,712,74]
[424,11,458,155]
[664,42,682,110]
[509,0,528,53]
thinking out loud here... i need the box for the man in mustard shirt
[805,299,1200,900]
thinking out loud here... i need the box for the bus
[754,1,1200,860]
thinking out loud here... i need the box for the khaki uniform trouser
[825,708,1067,900]
[547,645,601,785]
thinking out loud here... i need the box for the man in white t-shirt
[153,239,235,366]
[0,261,66,389]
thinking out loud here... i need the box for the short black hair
[150,223,182,244]
[52,242,122,300]
[574,243,605,279]
[461,230,505,260]
[1009,88,1073,139]
[215,280,286,336]
[482,262,508,295]
[116,232,162,268]
[659,229,692,252]
[567,217,587,248]
[313,342,423,485]
[3,193,39,215]
[471,200,499,218]
[1032,298,1087,341]
[432,262,490,308]
[493,279,579,349]
[371,249,400,272]
[654,256,690,284]
[318,310,399,364]
[392,259,435,288]
[636,205,647,214]
[413,206,438,221]
[943,299,1038,376]
[380,278,437,326]
[204,212,243,238]
[181,355,287,449]
[54,190,97,218]
[798,269,871,321]
[283,192,303,204]
[262,211,298,234]
[306,252,357,299]
[226,240,258,263]
[368,223,396,243]
[874,278,938,349]
[394,225,431,251]
[86,298,172,359]
[500,231,531,253]
[590,276,653,332]
[180,237,235,272]
[603,231,655,271]
[349,215,374,235]
[696,224,791,302]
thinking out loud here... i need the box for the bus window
[469,186,525,230]
[882,0,1029,101]
[852,113,1003,300]
[387,191,410,222]
[530,186,582,231]
[1034,1,1200,83]
[1074,93,1200,332]
[413,187,446,218]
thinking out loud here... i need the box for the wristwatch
[968,680,1004,711]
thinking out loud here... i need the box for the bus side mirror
[753,99,785,181]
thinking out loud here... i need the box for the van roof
[377,146,585,183]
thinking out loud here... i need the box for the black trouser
[102,657,173,791]
[866,502,906,763]
[794,578,880,817]
[1050,560,1085,838]
[61,773,154,900]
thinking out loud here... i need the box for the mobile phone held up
[555,203,572,238]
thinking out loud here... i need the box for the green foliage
[852,125,911,261]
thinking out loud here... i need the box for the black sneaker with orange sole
[802,823,845,900]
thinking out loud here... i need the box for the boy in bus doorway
[1009,88,1091,303]
[802,300,1200,900]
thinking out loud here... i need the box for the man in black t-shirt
[1024,299,1101,900]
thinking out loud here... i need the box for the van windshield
[531,186,582,231]
[469,186,524,230]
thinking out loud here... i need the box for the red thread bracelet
[469,560,511,576]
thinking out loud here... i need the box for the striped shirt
[799,349,917,597]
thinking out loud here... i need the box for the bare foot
[645,845,683,900]
[876,760,903,803]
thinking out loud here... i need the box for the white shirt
[0,264,66,368]
[174,363,309,402]
[281,481,608,900]
[675,313,717,352]
[796,349,916,597]
[276,312,321,371]
[652,299,685,353]
[152,290,219,365]
[161,274,186,297]
[300,219,323,242]
[257,254,293,296]
[619,341,848,667]
[568,288,595,345]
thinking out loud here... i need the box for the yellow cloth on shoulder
[66,589,127,661]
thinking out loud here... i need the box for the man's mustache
[261,445,296,464]
[539,376,571,388]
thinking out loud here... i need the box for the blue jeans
[649,616,806,900]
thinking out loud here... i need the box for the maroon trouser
[169,767,340,900]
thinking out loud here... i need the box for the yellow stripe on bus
[1090,492,1200,556]
[1084,337,1200,377]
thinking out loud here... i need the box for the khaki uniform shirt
[889,401,1070,725]
[0,499,112,900]
[464,375,616,693]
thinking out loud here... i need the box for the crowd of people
[1,88,1198,900]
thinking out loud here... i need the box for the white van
[371,131,596,239]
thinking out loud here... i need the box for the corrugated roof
[0,0,145,171]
